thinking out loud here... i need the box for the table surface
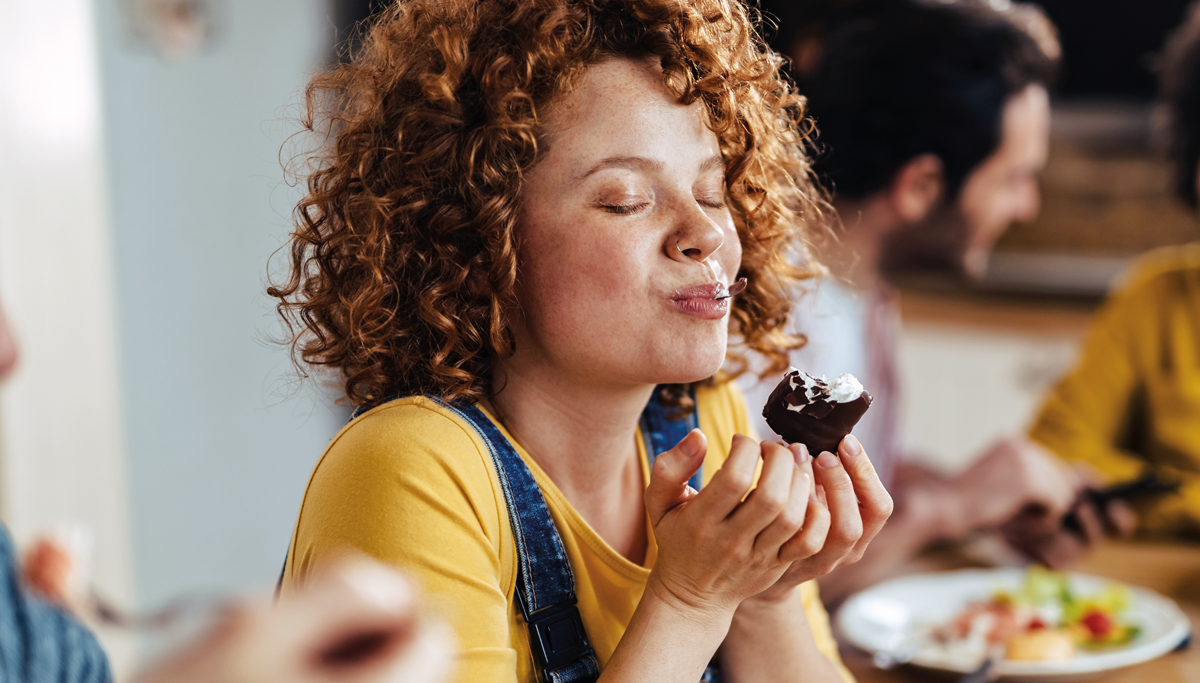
[838,540,1200,682]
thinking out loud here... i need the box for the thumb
[645,429,707,527]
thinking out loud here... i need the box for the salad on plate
[932,567,1139,661]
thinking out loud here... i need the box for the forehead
[538,57,721,174]
[995,84,1050,167]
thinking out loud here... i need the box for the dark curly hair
[1161,0,1200,207]
[760,0,1059,200]
[270,0,826,409]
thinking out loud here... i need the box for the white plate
[835,568,1190,679]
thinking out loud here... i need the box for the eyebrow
[575,153,725,181]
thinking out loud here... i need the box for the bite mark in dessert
[763,368,872,455]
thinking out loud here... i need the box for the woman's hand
[752,435,894,603]
[643,430,821,616]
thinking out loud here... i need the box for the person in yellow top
[268,1,893,682]
[1031,244,1200,536]
[1029,3,1200,543]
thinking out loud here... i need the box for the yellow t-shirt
[282,381,852,682]
[1030,242,1200,535]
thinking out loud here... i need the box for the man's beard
[878,202,985,282]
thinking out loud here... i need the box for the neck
[827,196,899,291]
[486,358,654,500]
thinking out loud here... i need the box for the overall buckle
[519,588,595,680]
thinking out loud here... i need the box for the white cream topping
[827,373,865,402]
[784,367,864,410]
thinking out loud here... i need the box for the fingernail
[817,452,839,468]
[842,435,862,457]
[790,443,811,464]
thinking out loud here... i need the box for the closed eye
[600,202,650,215]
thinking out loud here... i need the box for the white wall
[0,0,136,672]
[94,0,346,610]
[898,321,1083,475]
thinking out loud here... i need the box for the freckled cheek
[517,229,653,328]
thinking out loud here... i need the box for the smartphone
[1062,472,1181,537]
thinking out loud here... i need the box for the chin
[656,343,728,385]
[962,246,991,280]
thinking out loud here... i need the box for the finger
[787,442,812,468]
[305,562,455,683]
[809,451,863,564]
[753,462,812,555]
[258,560,425,680]
[779,493,830,563]
[1040,533,1087,569]
[644,429,707,527]
[838,435,894,548]
[1074,501,1105,546]
[1038,458,1082,517]
[1105,500,1139,537]
[731,442,797,535]
[696,433,764,520]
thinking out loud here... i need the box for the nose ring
[676,239,699,259]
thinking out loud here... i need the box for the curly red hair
[270,0,827,408]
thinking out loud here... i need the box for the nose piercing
[676,239,701,260]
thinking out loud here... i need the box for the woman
[272,1,892,681]
[1023,0,1200,550]
[1022,0,1200,542]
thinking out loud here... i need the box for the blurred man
[744,0,1094,602]
[0,292,450,681]
[1023,1,1200,548]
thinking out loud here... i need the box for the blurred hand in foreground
[21,526,91,614]
[135,559,453,683]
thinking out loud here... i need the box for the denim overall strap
[432,399,600,683]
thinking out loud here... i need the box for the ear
[889,154,945,224]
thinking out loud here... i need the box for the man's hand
[1002,490,1139,567]
[936,436,1081,539]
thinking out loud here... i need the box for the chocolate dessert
[763,368,872,455]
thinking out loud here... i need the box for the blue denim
[0,526,111,683]
[638,387,702,491]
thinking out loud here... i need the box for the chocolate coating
[763,370,872,455]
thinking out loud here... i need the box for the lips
[671,282,727,301]
[669,282,732,320]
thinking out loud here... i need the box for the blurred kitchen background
[0,0,1197,677]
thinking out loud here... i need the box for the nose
[1014,179,1041,223]
[666,197,726,264]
